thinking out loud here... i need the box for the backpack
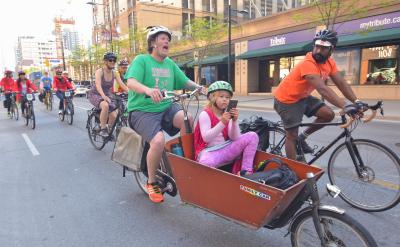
[244,158,298,190]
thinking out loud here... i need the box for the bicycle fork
[344,137,366,178]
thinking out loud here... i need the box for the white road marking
[21,133,40,156]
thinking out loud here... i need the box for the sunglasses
[108,59,116,63]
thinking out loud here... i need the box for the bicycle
[20,92,36,130]
[59,90,74,125]
[243,101,400,212]
[44,90,53,111]
[126,88,377,247]
[86,93,128,150]
[3,91,19,121]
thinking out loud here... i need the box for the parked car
[74,85,90,97]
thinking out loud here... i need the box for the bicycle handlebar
[339,101,383,129]
[144,87,205,102]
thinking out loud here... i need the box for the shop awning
[187,54,233,67]
[176,60,193,69]
[337,28,400,47]
[236,41,313,59]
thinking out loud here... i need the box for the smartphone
[226,100,238,112]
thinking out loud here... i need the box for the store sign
[248,29,314,51]
[334,11,400,35]
[362,45,398,60]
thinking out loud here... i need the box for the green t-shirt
[125,54,189,112]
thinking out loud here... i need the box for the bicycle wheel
[66,103,73,125]
[9,103,14,119]
[13,103,19,121]
[290,209,377,247]
[49,94,53,111]
[29,106,36,129]
[25,105,29,126]
[258,127,286,156]
[328,139,400,212]
[87,112,106,150]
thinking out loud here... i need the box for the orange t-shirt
[274,52,338,104]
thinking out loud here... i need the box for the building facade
[15,36,58,72]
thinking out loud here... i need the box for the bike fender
[287,204,346,233]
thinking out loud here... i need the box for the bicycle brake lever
[380,108,384,116]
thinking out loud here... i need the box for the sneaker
[298,138,314,154]
[58,110,63,114]
[146,182,164,203]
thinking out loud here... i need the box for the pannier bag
[244,158,299,190]
[112,126,144,171]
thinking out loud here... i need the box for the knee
[150,133,165,152]
[100,102,109,111]
[286,129,298,141]
[244,131,259,143]
[319,107,335,122]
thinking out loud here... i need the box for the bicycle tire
[25,104,29,126]
[29,106,36,130]
[50,94,53,111]
[290,209,377,247]
[328,139,400,212]
[87,112,106,150]
[67,103,73,125]
[14,103,19,121]
[258,127,286,156]
[10,102,15,119]
[134,151,169,195]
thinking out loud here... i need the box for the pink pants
[197,132,259,172]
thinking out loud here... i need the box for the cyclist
[274,29,366,160]
[126,25,204,203]
[88,52,128,137]
[53,69,74,114]
[113,59,129,94]
[0,70,15,117]
[39,71,53,103]
[14,71,37,117]
[62,71,75,88]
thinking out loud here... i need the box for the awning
[176,60,193,69]
[337,28,400,47]
[236,41,313,59]
[187,54,233,67]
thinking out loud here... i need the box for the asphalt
[200,93,400,121]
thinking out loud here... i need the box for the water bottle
[171,143,184,157]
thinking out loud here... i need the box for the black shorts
[274,96,325,129]
[128,103,182,142]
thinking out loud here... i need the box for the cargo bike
[118,88,378,247]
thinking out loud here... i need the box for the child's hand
[221,112,232,125]
[230,108,239,121]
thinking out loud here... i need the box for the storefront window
[201,66,217,86]
[331,48,361,85]
[360,45,399,85]
[279,55,305,81]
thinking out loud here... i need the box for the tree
[183,17,227,83]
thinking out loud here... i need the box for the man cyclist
[126,25,203,203]
[39,71,53,103]
[0,70,15,117]
[274,29,366,160]
[113,59,129,94]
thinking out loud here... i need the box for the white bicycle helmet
[146,25,172,42]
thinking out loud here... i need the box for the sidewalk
[200,94,400,121]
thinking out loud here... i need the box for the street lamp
[227,0,247,85]
[86,1,113,52]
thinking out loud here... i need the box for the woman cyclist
[53,69,74,114]
[88,52,128,137]
[14,71,37,117]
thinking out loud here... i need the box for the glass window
[201,66,217,85]
[331,48,361,85]
[362,46,398,85]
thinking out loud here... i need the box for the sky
[0,0,94,71]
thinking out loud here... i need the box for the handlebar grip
[362,109,377,123]
[339,117,354,129]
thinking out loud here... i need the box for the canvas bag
[112,126,144,171]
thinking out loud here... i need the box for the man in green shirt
[126,25,202,203]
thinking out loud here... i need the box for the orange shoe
[146,182,164,203]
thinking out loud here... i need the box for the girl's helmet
[18,70,26,75]
[207,81,233,98]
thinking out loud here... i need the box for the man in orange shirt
[274,29,364,160]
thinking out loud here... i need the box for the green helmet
[207,81,233,97]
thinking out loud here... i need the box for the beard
[312,52,329,64]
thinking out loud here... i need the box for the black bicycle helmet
[313,29,338,47]
[103,52,117,60]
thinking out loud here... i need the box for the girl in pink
[194,81,259,175]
